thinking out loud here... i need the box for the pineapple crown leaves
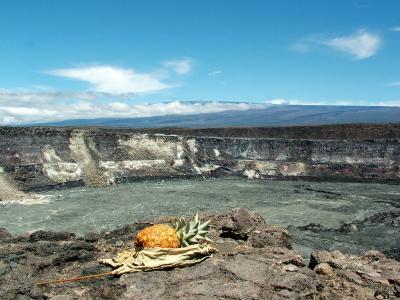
[174,212,213,247]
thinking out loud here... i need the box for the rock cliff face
[0,126,399,198]
[1,209,399,299]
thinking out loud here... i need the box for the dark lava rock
[394,285,400,297]
[52,250,94,266]
[29,231,75,242]
[81,264,110,276]
[25,241,62,256]
[0,261,11,276]
[1,208,400,299]
[3,252,27,264]
[309,250,333,269]
[338,222,359,232]
[248,226,292,249]
[84,232,100,243]
[297,222,329,232]
[310,249,400,298]
[384,248,400,261]
[219,207,265,240]
[220,208,254,239]
[217,208,291,249]
[63,241,95,251]
[0,228,12,239]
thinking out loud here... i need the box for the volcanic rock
[0,228,11,240]
[0,208,400,299]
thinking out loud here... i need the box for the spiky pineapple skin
[135,224,180,248]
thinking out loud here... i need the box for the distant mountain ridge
[33,104,400,128]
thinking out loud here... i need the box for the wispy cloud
[391,27,400,32]
[162,57,194,75]
[291,29,382,60]
[323,30,382,60]
[48,65,172,94]
[0,90,112,104]
[208,70,222,77]
[289,35,321,53]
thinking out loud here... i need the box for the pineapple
[135,224,180,248]
[135,213,212,248]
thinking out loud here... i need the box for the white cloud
[323,30,382,60]
[0,106,57,116]
[109,102,130,111]
[0,101,268,125]
[266,99,292,105]
[392,27,400,32]
[0,90,133,105]
[208,70,222,76]
[291,30,382,60]
[0,91,56,103]
[48,65,172,94]
[162,58,194,75]
[265,98,400,106]
[265,99,341,106]
[374,100,400,106]
[0,58,199,124]
[386,82,400,87]
[265,98,362,106]
[2,99,400,125]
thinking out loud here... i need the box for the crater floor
[1,177,399,260]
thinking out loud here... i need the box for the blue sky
[0,0,400,124]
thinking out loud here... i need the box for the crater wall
[0,126,399,192]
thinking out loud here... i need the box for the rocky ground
[0,208,399,299]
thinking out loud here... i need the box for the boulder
[314,262,334,276]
